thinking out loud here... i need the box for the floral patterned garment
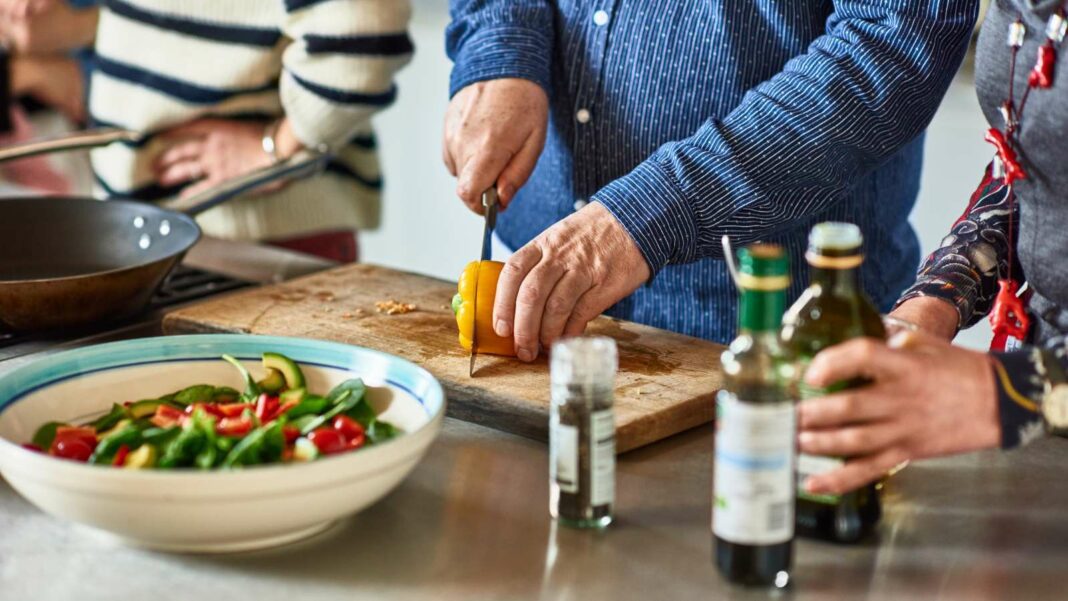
[897,165,1050,448]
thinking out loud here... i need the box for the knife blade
[469,187,499,377]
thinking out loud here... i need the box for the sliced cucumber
[257,368,286,394]
[262,352,305,390]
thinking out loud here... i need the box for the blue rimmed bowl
[0,335,445,553]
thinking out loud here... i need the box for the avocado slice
[124,444,158,469]
[127,399,164,419]
[262,352,305,390]
[257,368,286,394]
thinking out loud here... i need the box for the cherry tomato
[216,417,253,437]
[255,394,279,423]
[151,404,184,428]
[216,403,251,418]
[347,430,366,450]
[52,438,93,462]
[112,444,131,467]
[308,428,347,455]
[283,426,300,444]
[332,415,365,442]
[53,426,97,449]
[274,401,299,421]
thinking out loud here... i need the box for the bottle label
[551,419,578,494]
[590,409,615,507]
[713,392,795,545]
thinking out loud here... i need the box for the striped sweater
[89,0,413,241]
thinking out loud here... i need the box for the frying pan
[0,128,330,333]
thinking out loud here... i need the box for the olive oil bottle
[714,244,796,589]
[780,222,886,543]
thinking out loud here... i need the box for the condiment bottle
[549,336,617,529]
[714,244,795,589]
[780,222,886,543]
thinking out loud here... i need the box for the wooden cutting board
[163,264,724,453]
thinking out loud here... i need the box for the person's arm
[278,0,414,151]
[593,0,977,274]
[893,165,1021,338]
[990,343,1062,449]
[446,0,554,99]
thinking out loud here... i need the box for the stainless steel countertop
[3,240,1068,601]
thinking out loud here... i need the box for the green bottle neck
[738,288,786,332]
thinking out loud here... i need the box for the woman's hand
[0,0,54,22]
[888,296,960,342]
[154,118,302,198]
[0,1,97,54]
[797,331,1000,496]
[11,56,85,122]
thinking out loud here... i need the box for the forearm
[446,0,554,97]
[279,0,413,150]
[595,0,976,272]
[896,165,1019,329]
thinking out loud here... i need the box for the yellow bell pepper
[452,260,516,356]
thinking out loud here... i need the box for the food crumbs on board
[375,300,417,315]
[314,291,336,302]
[341,312,354,319]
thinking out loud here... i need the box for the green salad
[23,352,399,469]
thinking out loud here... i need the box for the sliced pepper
[453,260,515,356]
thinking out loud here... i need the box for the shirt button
[593,10,609,26]
[576,108,592,124]
[573,199,588,211]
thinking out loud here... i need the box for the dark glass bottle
[714,244,795,589]
[780,222,886,544]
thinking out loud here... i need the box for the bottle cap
[809,222,863,252]
[551,336,618,387]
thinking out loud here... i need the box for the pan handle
[161,147,331,216]
[0,127,141,163]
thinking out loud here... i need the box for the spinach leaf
[221,426,268,468]
[90,424,144,464]
[157,422,207,469]
[174,384,217,406]
[366,420,399,444]
[286,394,329,419]
[222,354,261,402]
[298,390,353,435]
[87,404,127,432]
[327,379,365,405]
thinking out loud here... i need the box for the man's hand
[797,331,1000,496]
[155,118,303,199]
[493,202,650,361]
[443,78,548,213]
[888,296,959,342]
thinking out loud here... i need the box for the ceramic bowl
[0,335,445,553]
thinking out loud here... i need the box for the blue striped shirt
[447,0,977,343]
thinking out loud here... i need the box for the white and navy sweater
[89,0,413,241]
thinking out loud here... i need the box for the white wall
[369,3,994,349]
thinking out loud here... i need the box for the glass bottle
[714,244,796,589]
[780,222,886,543]
[549,336,617,529]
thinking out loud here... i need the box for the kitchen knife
[470,187,499,377]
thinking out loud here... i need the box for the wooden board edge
[162,314,247,335]
[616,392,718,454]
